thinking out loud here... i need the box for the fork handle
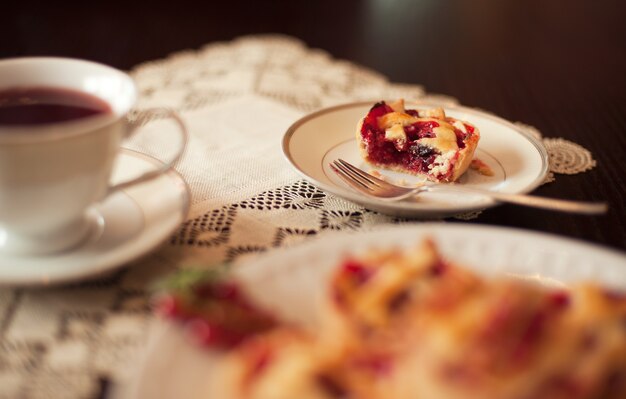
[427,186,608,215]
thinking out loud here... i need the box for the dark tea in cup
[0,86,112,126]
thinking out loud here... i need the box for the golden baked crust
[356,100,480,182]
[450,125,480,181]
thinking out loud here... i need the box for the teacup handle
[109,108,188,193]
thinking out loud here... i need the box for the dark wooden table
[2,0,625,251]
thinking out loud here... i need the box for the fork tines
[331,159,378,190]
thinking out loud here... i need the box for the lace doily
[0,35,597,398]
[543,138,597,174]
[513,122,596,184]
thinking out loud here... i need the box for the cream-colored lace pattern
[0,35,596,398]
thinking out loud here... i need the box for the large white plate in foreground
[283,101,549,217]
[126,224,626,399]
[0,149,190,286]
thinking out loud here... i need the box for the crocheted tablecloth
[0,35,596,399]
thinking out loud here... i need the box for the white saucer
[282,101,549,217]
[0,149,190,286]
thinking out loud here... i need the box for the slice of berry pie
[356,99,480,182]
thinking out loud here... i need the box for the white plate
[0,149,190,286]
[282,101,549,217]
[126,224,626,399]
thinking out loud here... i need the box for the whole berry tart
[156,243,626,399]
[356,99,480,182]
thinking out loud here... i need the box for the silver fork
[330,159,608,215]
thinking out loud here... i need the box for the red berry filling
[341,259,375,285]
[316,373,348,398]
[351,352,395,376]
[240,339,275,388]
[154,271,276,349]
[332,259,376,307]
[474,289,571,370]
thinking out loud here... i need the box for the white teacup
[0,57,187,255]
